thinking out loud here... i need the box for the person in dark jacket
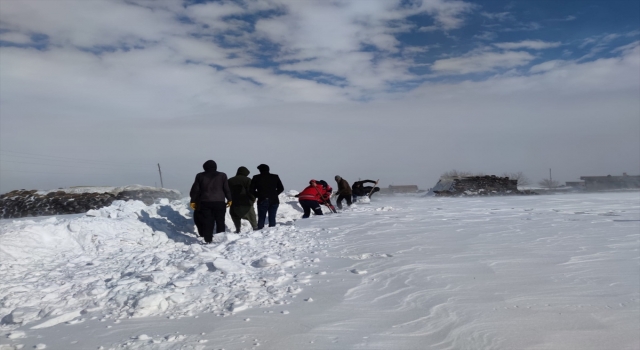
[352,179,379,202]
[190,160,232,243]
[228,166,257,233]
[334,175,352,209]
[250,164,284,229]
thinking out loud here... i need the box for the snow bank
[0,193,321,330]
[35,185,180,197]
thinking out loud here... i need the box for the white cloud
[418,26,438,32]
[0,0,186,48]
[451,43,640,94]
[578,33,623,61]
[0,31,32,44]
[494,40,562,50]
[480,12,513,21]
[612,40,640,54]
[474,31,497,41]
[502,22,542,32]
[529,60,567,73]
[431,49,535,74]
[627,30,640,37]
[250,0,472,91]
[418,0,477,30]
[0,0,482,100]
[547,15,577,22]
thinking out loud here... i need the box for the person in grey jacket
[334,175,352,209]
[190,160,232,243]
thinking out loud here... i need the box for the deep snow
[0,192,638,350]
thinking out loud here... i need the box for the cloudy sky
[1,0,639,195]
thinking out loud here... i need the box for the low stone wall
[0,186,182,219]
[432,176,536,197]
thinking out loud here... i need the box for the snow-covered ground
[0,192,638,350]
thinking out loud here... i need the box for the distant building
[579,173,640,191]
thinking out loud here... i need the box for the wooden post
[158,163,164,188]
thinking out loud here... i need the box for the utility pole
[549,168,553,189]
[157,163,164,188]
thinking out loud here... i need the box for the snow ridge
[0,194,317,330]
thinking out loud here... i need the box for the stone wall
[432,175,536,197]
[0,186,182,219]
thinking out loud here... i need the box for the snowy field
[0,192,638,350]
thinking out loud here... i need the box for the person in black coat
[352,179,379,202]
[249,164,284,229]
[190,160,232,243]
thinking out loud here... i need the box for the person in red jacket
[315,180,337,212]
[297,179,327,218]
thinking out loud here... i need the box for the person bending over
[316,180,336,212]
[352,179,379,202]
[297,179,327,218]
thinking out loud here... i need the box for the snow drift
[0,192,318,330]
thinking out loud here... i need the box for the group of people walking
[189,160,379,244]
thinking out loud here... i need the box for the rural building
[579,173,640,191]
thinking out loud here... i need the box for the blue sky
[2,0,637,96]
[0,0,638,193]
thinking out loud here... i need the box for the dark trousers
[362,186,380,197]
[336,194,352,209]
[196,201,226,242]
[230,205,258,232]
[257,199,279,229]
[299,200,323,218]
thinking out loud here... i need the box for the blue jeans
[257,199,279,229]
